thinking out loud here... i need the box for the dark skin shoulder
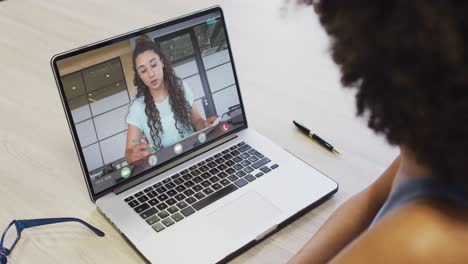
[330,198,468,263]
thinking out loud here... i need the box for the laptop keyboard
[123,142,279,233]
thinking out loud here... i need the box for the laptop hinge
[113,134,238,195]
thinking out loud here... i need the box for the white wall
[72,90,130,171]
[175,49,239,117]
[71,103,91,123]
[93,105,128,140]
[82,143,103,172]
[90,91,129,115]
[100,132,127,165]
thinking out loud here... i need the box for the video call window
[57,13,243,192]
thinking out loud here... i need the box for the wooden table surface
[0,0,398,263]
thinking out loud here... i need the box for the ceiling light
[72,86,76,90]
[106,74,110,78]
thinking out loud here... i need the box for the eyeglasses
[0,217,105,264]
[137,58,163,76]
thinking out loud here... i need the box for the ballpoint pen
[293,120,341,155]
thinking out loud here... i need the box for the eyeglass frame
[0,217,104,264]
[136,57,164,76]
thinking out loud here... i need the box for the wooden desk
[0,0,398,263]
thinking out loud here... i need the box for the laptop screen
[52,8,246,196]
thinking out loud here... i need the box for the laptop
[50,6,338,263]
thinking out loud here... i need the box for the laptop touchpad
[207,191,282,240]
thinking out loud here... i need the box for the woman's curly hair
[302,0,468,189]
[132,35,192,149]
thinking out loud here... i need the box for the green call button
[120,167,131,179]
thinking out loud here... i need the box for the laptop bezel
[50,6,249,201]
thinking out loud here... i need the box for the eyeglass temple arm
[16,218,105,237]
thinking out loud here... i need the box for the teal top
[371,176,468,226]
[126,83,195,150]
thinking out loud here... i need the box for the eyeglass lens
[1,224,17,252]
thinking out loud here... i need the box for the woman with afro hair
[290,1,468,263]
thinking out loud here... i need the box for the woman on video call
[289,1,468,263]
[125,35,216,164]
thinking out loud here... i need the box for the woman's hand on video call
[205,116,218,127]
[191,104,218,130]
[126,142,153,164]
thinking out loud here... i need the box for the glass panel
[68,95,89,111]
[173,60,198,79]
[63,72,86,100]
[82,58,124,92]
[89,88,129,116]
[212,85,240,117]
[157,34,194,66]
[194,19,227,58]
[100,132,126,164]
[93,105,128,140]
[206,63,235,93]
[183,74,204,100]
[75,119,98,146]
[82,143,104,172]
[70,96,92,123]
[62,58,129,175]
[88,81,127,105]
[201,49,230,70]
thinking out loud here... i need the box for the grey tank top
[371,176,468,226]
